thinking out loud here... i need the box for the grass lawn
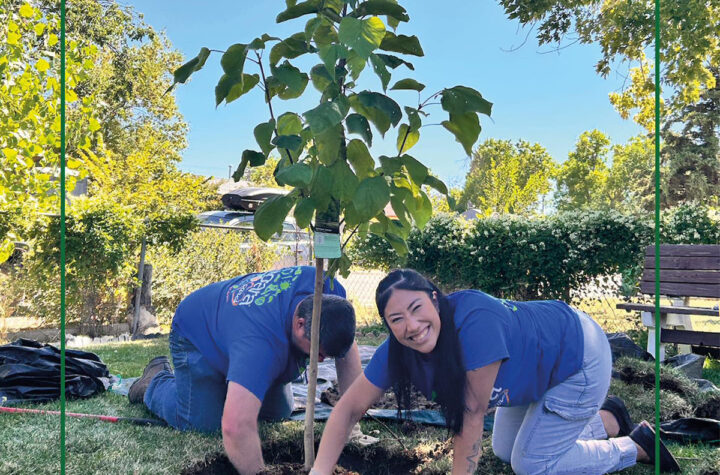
[1,330,719,474]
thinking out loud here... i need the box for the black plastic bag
[0,338,109,404]
[660,418,720,445]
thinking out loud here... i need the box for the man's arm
[222,381,264,475]
[334,341,361,395]
[451,361,501,475]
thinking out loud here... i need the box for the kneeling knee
[491,440,512,464]
[510,452,548,475]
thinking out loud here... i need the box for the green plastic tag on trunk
[314,232,341,258]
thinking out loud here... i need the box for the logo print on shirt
[489,386,510,407]
[226,267,303,307]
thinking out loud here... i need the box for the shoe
[629,421,681,473]
[128,356,172,404]
[601,395,634,437]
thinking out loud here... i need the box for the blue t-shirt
[172,266,346,401]
[364,290,584,408]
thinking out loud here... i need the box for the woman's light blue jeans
[491,311,638,475]
[143,330,293,432]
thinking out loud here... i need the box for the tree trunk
[304,257,324,469]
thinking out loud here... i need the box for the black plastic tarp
[0,338,110,404]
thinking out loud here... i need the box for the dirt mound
[613,360,695,397]
[321,383,440,411]
[695,394,720,420]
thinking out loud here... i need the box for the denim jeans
[144,329,294,433]
[491,310,638,475]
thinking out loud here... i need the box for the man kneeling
[128,266,361,474]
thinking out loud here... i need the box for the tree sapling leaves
[310,64,334,92]
[369,54,391,91]
[350,1,410,23]
[294,197,316,229]
[272,134,303,150]
[379,32,424,56]
[396,124,419,153]
[310,165,334,211]
[270,32,314,66]
[221,43,248,76]
[315,123,344,165]
[390,78,425,92]
[375,53,414,70]
[168,47,210,92]
[215,73,260,106]
[275,162,313,187]
[346,139,375,179]
[254,194,296,241]
[345,114,373,147]
[304,98,349,133]
[353,175,391,222]
[442,111,480,155]
[254,119,276,156]
[440,85,492,116]
[329,159,359,201]
[401,154,428,185]
[357,91,402,126]
[423,174,448,195]
[338,16,386,60]
[277,112,304,135]
[276,0,321,23]
[271,60,309,98]
[242,149,266,167]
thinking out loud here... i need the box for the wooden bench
[616,244,719,361]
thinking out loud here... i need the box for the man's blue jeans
[144,329,293,432]
[491,311,638,474]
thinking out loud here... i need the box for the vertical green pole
[653,1,661,474]
[60,0,67,473]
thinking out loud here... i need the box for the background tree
[605,135,654,213]
[554,130,611,211]
[498,0,719,131]
[172,0,492,468]
[459,139,555,216]
[660,66,720,208]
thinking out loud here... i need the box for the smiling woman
[311,268,683,475]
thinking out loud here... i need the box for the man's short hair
[297,294,355,358]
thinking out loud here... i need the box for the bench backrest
[641,244,720,298]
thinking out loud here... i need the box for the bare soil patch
[321,383,441,411]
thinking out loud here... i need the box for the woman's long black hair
[375,269,467,434]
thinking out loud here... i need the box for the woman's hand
[451,361,501,474]
[312,374,384,474]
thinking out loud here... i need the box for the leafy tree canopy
[499,0,719,130]
[554,129,611,212]
[460,139,555,216]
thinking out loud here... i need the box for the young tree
[459,139,555,216]
[554,130,611,211]
[171,0,492,468]
[605,135,654,213]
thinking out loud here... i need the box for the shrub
[661,203,720,244]
[147,229,283,324]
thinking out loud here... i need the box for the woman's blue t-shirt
[364,290,584,408]
[172,266,345,402]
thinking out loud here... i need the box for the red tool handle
[0,406,167,426]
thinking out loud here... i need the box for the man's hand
[222,382,264,474]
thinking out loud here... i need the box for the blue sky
[129,1,643,187]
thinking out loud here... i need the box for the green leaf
[254,195,296,241]
[379,155,402,175]
[310,64,334,92]
[380,32,424,56]
[294,198,315,228]
[396,124,419,154]
[310,166,334,211]
[254,120,276,157]
[329,159,359,201]
[440,86,493,116]
[315,123,343,165]
[353,176,391,222]
[404,190,432,229]
[356,91,401,127]
[303,99,349,133]
[405,107,422,131]
[346,139,375,179]
[242,150,266,167]
[442,111,480,155]
[311,18,338,46]
[248,34,281,51]
[221,44,248,75]
[401,154,428,185]
[0,239,14,264]
[318,44,348,76]
[384,231,409,256]
[215,73,259,106]
[390,78,425,92]
[272,134,303,150]
[277,1,321,23]
[232,156,250,181]
[271,61,309,96]
[351,1,409,22]
[390,193,412,227]
[375,53,414,70]
[275,163,313,187]
[345,114,373,146]
[277,113,304,135]
[345,50,367,80]
[168,47,211,92]
[369,54,391,91]
[338,16,386,59]
[270,33,314,66]
[423,175,448,195]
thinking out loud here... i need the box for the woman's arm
[311,374,384,475]
[451,361,501,475]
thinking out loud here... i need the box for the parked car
[196,210,253,227]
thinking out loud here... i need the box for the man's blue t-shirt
[172,266,346,401]
[364,290,584,408]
